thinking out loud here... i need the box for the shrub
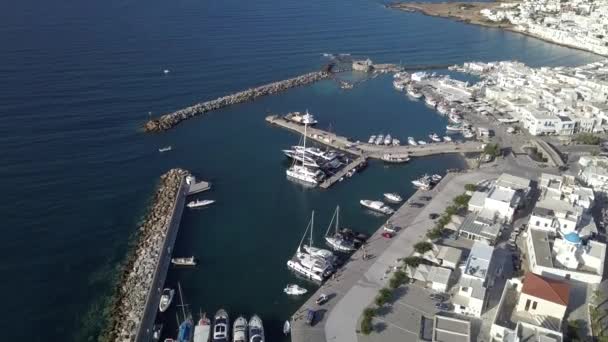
[453,194,471,208]
[363,307,376,318]
[465,183,477,192]
[414,241,433,254]
[573,133,600,145]
[374,288,392,307]
[426,227,443,240]
[483,143,501,157]
[389,270,408,289]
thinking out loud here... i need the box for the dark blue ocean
[0,0,599,340]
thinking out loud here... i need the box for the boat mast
[302,122,307,164]
[336,205,340,234]
[309,210,314,247]
[297,213,311,250]
[324,206,337,237]
[178,282,187,321]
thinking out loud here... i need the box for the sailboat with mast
[177,283,194,342]
[286,122,326,186]
[286,211,334,282]
[324,206,355,252]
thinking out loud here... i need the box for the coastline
[388,2,608,58]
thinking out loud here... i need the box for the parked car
[429,293,448,302]
[382,232,394,239]
[420,196,432,201]
[429,213,440,219]
[435,303,451,311]
[409,202,424,208]
[306,309,315,326]
[383,223,399,233]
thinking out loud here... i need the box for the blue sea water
[0,0,600,340]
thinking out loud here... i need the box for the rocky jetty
[144,71,330,132]
[102,168,187,342]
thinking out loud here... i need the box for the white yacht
[383,193,403,203]
[282,149,320,168]
[287,212,334,282]
[442,136,452,142]
[360,200,395,215]
[392,138,400,146]
[286,123,326,186]
[374,134,384,145]
[412,175,432,190]
[293,146,338,162]
[233,316,248,342]
[324,206,356,252]
[368,135,376,144]
[446,124,463,131]
[449,113,462,123]
[384,134,392,145]
[248,315,265,342]
[429,133,441,142]
[418,140,428,145]
[381,153,410,163]
[462,129,475,139]
[432,174,442,182]
[159,288,175,312]
[213,309,230,342]
[290,110,318,125]
[284,284,308,296]
[408,137,418,146]
[187,199,215,208]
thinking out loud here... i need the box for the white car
[383,223,398,233]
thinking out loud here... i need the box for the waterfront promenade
[290,169,501,342]
[266,115,484,159]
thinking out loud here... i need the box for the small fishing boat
[384,134,392,145]
[429,133,441,142]
[412,175,432,190]
[383,193,403,203]
[446,124,463,131]
[212,309,230,342]
[171,257,197,266]
[193,312,211,342]
[431,174,442,182]
[418,140,428,145]
[408,137,418,146]
[284,284,308,296]
[375,134,384,145]
[153,324,163,342]
[283,321,291,335]
[462,129,475,138]
[187,199,215,208]
[360,200,394,215]
[381,153,410,163]
[443,136,452,142]
[159,288,175,312]
[164,69,170,74]
[159,146,172,153]
[368,135,376,144]
[392,138,400,146]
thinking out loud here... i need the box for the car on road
[428,213,439,219]
[382,232,393,239]
[429,293,448,301]
[409,202,424,208]
[420,196,432,201]
[435,303,451,311]
[306,309,315,326]
[383,223,399,233]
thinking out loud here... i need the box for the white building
[452,242,495,317]
[408,265,453,293]
[490,273,568,342]
[468,173,531,224]
[578,156,608,193]
[526,228,606,284]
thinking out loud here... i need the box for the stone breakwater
[144,71,330,132]
[102,168,187,342]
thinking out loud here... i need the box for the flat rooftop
[433,315,471,342]
[529,229,554,268]
[463,241,493,279]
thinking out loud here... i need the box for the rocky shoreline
[101,168,187,342]
[144,71,331,132]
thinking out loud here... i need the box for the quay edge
[100,168,189,342]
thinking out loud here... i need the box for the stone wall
[144,71,330,132]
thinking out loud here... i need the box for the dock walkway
[320,156,367,189]
[266,115,484,159]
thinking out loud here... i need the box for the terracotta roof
[521,272,570,306]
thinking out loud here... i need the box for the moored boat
[383,193,403,203]
[212,309,230,342]
[418,140,427,145]
[360,200,394,215]
[412,175,432,190]
[429,133,441,142]
[374,134,384,145]
[368,135,376,144]
[194,312,211,342]
[443,136,452,142]
[232,316,248,342]
[324,206,356,253]
[384,134,392,145]
[392,138,400,146]
[381,153,410,163]
[284,284,308,296]
[159,288,175,312]
[248,315,265,342]
[159,146,172,153]
[283,321,291,335]
[462,129,475,139]
[407,137,418,146]
[171,256,197,266]
[178,317,194,342]
[187,199,215,209]
[287,212,334,282]
[446,124,463,131]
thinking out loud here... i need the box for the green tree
[453,194,471,208]
[403,256,423,268]
[426,227,443,240]
[465,183,477,192]
[389,270,408,289]
[573,133,600,145]
[414,241,433,254]
[374,287,392,306]
[483,143,501,157]
[445,205,458,216]
[363,307,376,318]
[360,315,373,335]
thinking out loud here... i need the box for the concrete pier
[144,71,331,132]
[319,156,367,189]
[101,169,189,342]
[186,175,211,195]
[265,115,484,159]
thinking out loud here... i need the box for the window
[544,223,548,227]
[532,301,538,310]
[461,287,469,292]
[525,299,531,311]
[536,221,540,226]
